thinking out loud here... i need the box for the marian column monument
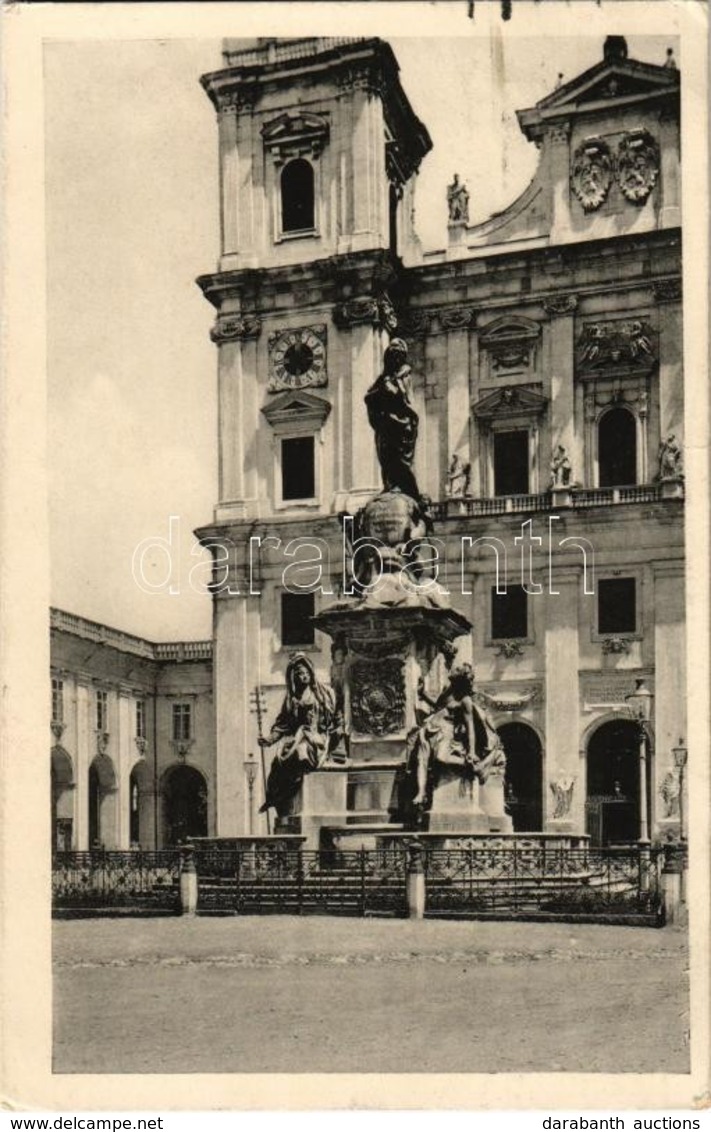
[258,335,512,848]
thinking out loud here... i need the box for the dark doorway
[586,719,642,844]
[163,765,208,846]
[598,407,637,486]
[51,747,74,852]
[88,755,117,848]
[494,430,529,495]
[499,722,543,831]
[88,763,100,848]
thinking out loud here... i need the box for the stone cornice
[197,248,402,312]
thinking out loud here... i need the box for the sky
[45,26,678,642]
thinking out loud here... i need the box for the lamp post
[625,678,654,845]
[672,738,688,905]
[244,754,258,837]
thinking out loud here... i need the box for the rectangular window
[172,703,192,742]
[281,436,315,501]
[597,577,637,635]
[492,584,528,640]
[51,677,64,724]
[281,591,315,648]
[494,430,529,496]
[136,699,146,740]
[96,689,108,732]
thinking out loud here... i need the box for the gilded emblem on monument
[616,130,660,204]
[350,658,406,736]
[571,138,613,212]
[268,325,327,392]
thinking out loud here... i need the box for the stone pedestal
[299,769,349,850]
[427,771,490,834]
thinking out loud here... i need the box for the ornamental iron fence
[51,844,664,924]
[52,850,181,914]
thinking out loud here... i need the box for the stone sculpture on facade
[445,453,472,498]
[571,138,613,212]
[657,433,683,480]
[550,773,575,819]
[550,444,573,488]
[616,130,660,205]
[660,769,680,819]
[365,338,420,501]
[259,653,342,817]
[407,664,506,815]
[447,174,470,224]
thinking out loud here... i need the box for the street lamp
[244,754,258,836]
[625,678,654,845]
[672,738,688,843]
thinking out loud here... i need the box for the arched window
[88,754,117,849]
[281,158,315,234]
[598,406,637,486]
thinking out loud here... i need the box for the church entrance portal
[163,765,208,846]
[498,722,543,831]
[586,719,642,845]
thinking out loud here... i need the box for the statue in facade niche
[550,773,575,819]
[550,444,572,488]
[447,174,470,224]
[365,338,421,501]
[446,453,472,498]
[658,433,683,480]
[259,653,342,817]
[407,663,506,813]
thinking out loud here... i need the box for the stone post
[406,838,426,920]
[179,849,198,916]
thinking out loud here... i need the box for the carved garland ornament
[210,315,262,344]
[333,295,397,333]
[350,658,406,736]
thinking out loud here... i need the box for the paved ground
[53,916,689,1075]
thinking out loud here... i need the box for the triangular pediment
[480,314,541,347]
[261,389,331,429]
[539,60,678,113]
[261,111,329,144]
[517,54,679,141]
[473,385,548,420]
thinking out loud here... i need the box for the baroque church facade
[51,35,685,851]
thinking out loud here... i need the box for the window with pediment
[472,385,548,497]
[262,111,329,243]
[262,390,331,509]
